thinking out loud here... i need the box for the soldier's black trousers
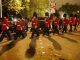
[53,25,59,34]
[16,30,25,39]
[69,24,72,32]
[62,25,67,33]
[0,30,11,42]
[43,27,50,36]
[73,24,77,31]
[31,28,39,38]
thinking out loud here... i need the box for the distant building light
[13,18,17,22]
[77,10,79,13]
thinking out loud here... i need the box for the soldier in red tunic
[2,17,9,26]
[0,19,12,42]
[62,14,68,33]
[43,16,50,36]
[17,19,24,27]
[30,16,39,38]
[16,20,25,39]
[53,16,59,34]
[73,14,79,31]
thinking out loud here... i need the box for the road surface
[0,26,80,60]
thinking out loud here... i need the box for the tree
[2,0,23,17]
[2,0,51,18]
[29,0,50,17]
[8,0,22,14]
[20,0,30,18]
[59,3,80,14]
[2,0,10,17]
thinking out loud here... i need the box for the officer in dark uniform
[69,14,73,32]
[25,17,28,31]
[59,18,63,30]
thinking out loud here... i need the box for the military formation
[0,13,79,42]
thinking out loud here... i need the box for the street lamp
[0,0,2,18]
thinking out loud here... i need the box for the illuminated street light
[16,0,19,3]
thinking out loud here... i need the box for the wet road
[0,26,80,60]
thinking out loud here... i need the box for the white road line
[40,42,43,45]
[42,51,46,54]
[41,46,44,49]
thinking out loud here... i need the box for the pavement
[0,26,80,60]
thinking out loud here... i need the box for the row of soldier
[0,13,79,42]
[30,14,79,38]
[0,17,28,42]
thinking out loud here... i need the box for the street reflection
[26,37,38,58]
[47,36,62,50]
[0,41,14,55]
[58,35,78,43]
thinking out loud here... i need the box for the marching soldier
[43,16,50,36]
[69,14,73,32]
[73,14,79,31]
[62,14,68,33]
[30,16,39,38]
[0,18,12,42]
[2,17,9,26]
[59,18,63,30]
[17,19,24,27]
[53,16,59,34]
[16,21,25,39]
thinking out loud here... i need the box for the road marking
[39,40,42,42]
[41,46,44,49]
[42,51,46,54]
[40,42,43,45]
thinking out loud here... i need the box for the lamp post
[0,0,2,18]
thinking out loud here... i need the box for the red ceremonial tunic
[45,18,50,27]
[73,18,79,25]
[2,19,9,26]
[17,20,23,26]
[54,18,59,26]
[69,17,73,25]
[63,18,68,25]
[16,25,22,30]
[2,24,7,31]
[32,18,38,28]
